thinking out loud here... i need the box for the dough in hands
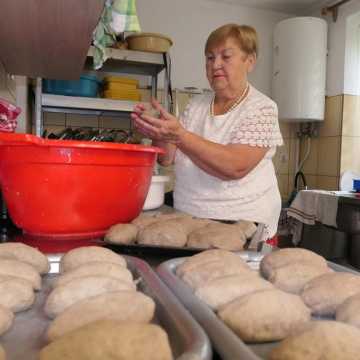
[60,246,126,272]
[104,223,138,245]
[44,275,136,318]
[0,259,41,290]
[47,291,155,341]
[0,242,50,274]
[187,222,246,251]
[301,272,360,316]
[268,321,360,360]
[218,289,311,342]
[195,273,273,310]
[40,320,173,360]
[53,261,133,288]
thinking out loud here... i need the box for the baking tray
[157,251,360,360]
[0,253,212,360]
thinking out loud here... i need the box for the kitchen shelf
[33,46,170,136]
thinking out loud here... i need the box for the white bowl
[143,175,170,210]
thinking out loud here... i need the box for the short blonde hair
[205,24,258,57]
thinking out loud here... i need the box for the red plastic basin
[0,133,163,240]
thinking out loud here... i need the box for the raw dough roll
[40,320,173,360]
[187,222,246,251]
[0,259,41,290]
[44,275,136,318]
[301,272,360,316]
[260,248,327,279]
[47,291,155,341]
[195,273,273,310]
[53,261,133,288]
[218,289,311,342]
[0,278,35,312]
[336,293,360,328]
[0,305,14,336]
[269,321,360,360]
[0,243,50,274]
[60,246,126,272]
[104,223,138,245]
[176,249,247,278]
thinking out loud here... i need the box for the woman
[131,24,283,241]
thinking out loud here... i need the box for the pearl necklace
[210,83,249,118]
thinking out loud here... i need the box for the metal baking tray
[157,251,360,360]
[1,254,212,360]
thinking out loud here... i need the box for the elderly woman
[131,24,283,241]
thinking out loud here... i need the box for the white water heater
[272,17,327,122]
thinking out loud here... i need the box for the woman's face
[205,37,255,94]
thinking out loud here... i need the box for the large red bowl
[0,133,163,240]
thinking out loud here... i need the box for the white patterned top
[173,85,283,240]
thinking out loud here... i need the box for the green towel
[92,0,141,70]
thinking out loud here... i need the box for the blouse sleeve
[229,102,283,147]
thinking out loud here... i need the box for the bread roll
[0,243,49,274]
[187,222,246,251]
[47,291,155,341]
[0,259,41,290]
[218,289,311,342]
[104,223,138,245]
[0,305,14,336]
[195,273,273,310]
[60,246,126,272]
[53,261,133,288]
[260,248,327,279]
[0,278,35,312]
[269,321,360,360]
[301,272,360,316]
[40,320,173,360]
[181,257,252,290]
[45,275,136,318]
[176,249,246,277]
[336,293,360,327]
[268,263,332,294]
[234,220,257,239]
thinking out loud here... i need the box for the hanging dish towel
[93,0,141,70]
[286,190,339,245]
[0,98,21,132]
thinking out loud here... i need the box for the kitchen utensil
[126,33,173,53]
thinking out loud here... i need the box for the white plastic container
[143,175,170,210]
[272,17,327,122]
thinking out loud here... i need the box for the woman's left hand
[131,98,186,144]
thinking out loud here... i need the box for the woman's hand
[131,98,186,144]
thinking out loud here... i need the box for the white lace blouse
[173,85,283,240]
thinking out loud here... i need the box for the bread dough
[45,275,136,318]
[40,320,173,360]
[268,263,332,294]
[0,242,49,274]
[60,246,126,272]
[131,212,189,230]
[187,222,246,251]
[0,304,14,336]
[181,257,252,290]
[0,344,5,360]
[104,223,138,245]
[0,259,41,290]
[53,261,133,288]
[234,220,257,239]
[301,272,360,316]
[218,289,311,342]
[268,321,360,360]
[176,249,247,278]
[47,291,155,341]
[336,293,360,327]
[0,278,35,312]
[137,220,187,247]
[260,248,327,279]
[195,273,273,310]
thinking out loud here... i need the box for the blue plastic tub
[43,75,100,97]
[354,179,360,192]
